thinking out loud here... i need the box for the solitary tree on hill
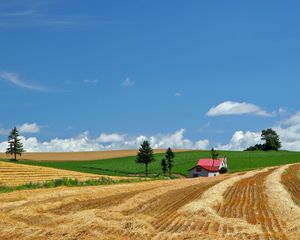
[245,128,281,151]
[161,158,168,176]
[261,128,281,151]
[6,127,25,161]
[165,147,175,177]
[136,140,154,177]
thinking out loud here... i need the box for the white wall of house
[208,172,220,177]
[188,167,219,177]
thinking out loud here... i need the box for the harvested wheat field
[0,149,190,162]
[0,161,125,186]
[0,164,299,240]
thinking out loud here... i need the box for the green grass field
[2,150,300,177]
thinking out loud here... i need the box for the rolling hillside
[5,150,300,177]
[0,161,125,187]
[0,149,189,161]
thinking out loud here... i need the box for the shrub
[219,167,228,174]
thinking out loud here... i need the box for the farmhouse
[188,158,227,178]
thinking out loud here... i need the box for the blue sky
[1,0,300,151]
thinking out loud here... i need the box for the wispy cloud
[121,77,135,87]
[0,2,134,29]
[174,92,182,97]
[2,9,35,17]
[18,123,41,133]
[83,79,99,84]
[0,71,47,91]
[0,122,41,136]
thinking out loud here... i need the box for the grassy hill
[2,150,300,177]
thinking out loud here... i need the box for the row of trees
[136,141,175,177]
[136,143,226,177]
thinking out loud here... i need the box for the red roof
[197,158,224,172]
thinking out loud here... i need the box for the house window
[196,167,202,172]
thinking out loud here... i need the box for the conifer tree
[136,140,154,177]
[161,158,168,176]
[6,127,25,161]
[165,147,175,177]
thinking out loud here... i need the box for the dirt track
[281,164,300,206]
[0,149,190,162]
[0,164,299,239]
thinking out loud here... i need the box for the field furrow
[0,164,299,239]
[216,169,288,239]
[0,161,125,186]
[281,164,300,206]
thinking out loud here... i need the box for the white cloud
[18,123,41,133]
[217,131,262,150]
[97,133,126,143]
[0,71,46,91]
[0,123,41,136]
[217,111,300,151]
[206,101,272,117]
[121,77,135,87]
[194,139,210,149]
[0,141,7,152]
[0,129,209,152]
[273,112,300,151]
[280,111,300,126]
[174,92,182,97]
[148,129,194,149]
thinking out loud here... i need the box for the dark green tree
[245,128,281,151]
[211,148,219,159]
[165,147,175,177]
[245,144,264,151]
[6,127,25,161]
[161,158,168,176]
[261,128,281,151]
[136,140,154,177]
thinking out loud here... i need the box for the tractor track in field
[0,164,299,239]
[124,178,225,238]
[281,164,300,206]
[215,168,288,240]
[48,187,157,215]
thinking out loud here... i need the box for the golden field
[0,149,190,162]
[0,161,126,186]
[0,163,299,239]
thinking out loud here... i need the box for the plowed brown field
[0,161,125,186]
[0,164,299,240]
[0,149,189,161]
[281,164,300,206]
